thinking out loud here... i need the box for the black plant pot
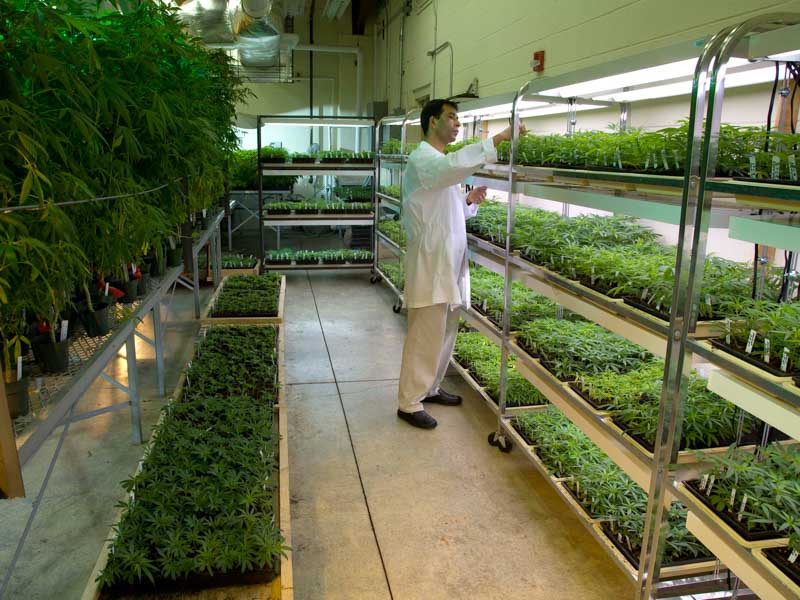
[120,280,138,304]
[4,377,30,419]
[166,246,183,268]
[80,302,112,337]
[32,336,70,373]
[137,274,150,298]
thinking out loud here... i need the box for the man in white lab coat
[397,99,523,429]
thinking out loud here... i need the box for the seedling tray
[684,479,783,543]
[568,382,607,411]
[763,547,800,587]
[200,275,285,326]
[709,339,797,378]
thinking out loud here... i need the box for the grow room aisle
[283,271,631,599]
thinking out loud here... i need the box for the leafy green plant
[379,139,402,155]
[211,274,281,318]
[378,219,406,248]
[379,185,401,199]
[221,254,258,269]
[259,145,289,162]
[98,326,284,589]
[378,261,404,289]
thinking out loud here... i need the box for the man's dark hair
[421,99,459,136]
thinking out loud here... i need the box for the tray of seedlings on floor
[511,407,715,580]
[201,273,285,326]
[218,254,261,279]
[88,325,292,599]
[467,202,774,339]
[512,318,749,465]
[452,331,549,416]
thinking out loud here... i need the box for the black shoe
[423,388,462,406]
[397,409,437,429]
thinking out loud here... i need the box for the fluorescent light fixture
[260,117,373,127]
[763,49,800,61]
[595,66,778,103]
[539,58,749,99]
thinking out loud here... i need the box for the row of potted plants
[260,147,374,164]
[453,331,547,407]
[379,185,402,199]
[378,140,419,156]
[1,0,246,406]
[209,274,282,319]
[333,186,373,201]
[264,249,374,266]
[97,326,284,593]
[513,407,710,567]
[221,254,259,270]
[230,149,298,191]
[493,122,800,182]
[378,219,406,248]
[265,201,373,215]
[687,444,800,584]
[378,261,405,290]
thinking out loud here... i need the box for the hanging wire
[764,62,781,153]
[0,178,183,213]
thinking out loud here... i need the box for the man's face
[431,104,460,143]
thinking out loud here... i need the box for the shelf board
[728,214,800,251]
[449,358,501,417]
[264,216,374,227]
[677,484,796,600]
[707,179,800,211]
[263,264,373,270]
[459,306,504,346]
[707,369,800,440]
[376,231,405,256]
[262,164,374,177]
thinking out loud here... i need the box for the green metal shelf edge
[706,179,800,204]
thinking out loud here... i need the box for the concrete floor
[0,271,634,600]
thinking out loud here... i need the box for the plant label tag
[700,474,709,491]
[790,550,799,564]
[705,294,712,309]
[641,287,649,301]
[706,475,715,495]
[745,329,757,354]
[781,347,790,372]
[168,236,176,250]
[615,147,622,169]
[131,263,136,274]
[725,319,731,344]
[644,156,650,170]
[591,265,596,285]
[729,487,736,508]
[482,299,488,312]
[771,155,781,180]
[763,338,770,364]
[673,150,681,170]
[738,494,748,521]
[17,356,22,382]
[602,152,608,167]
[60,320,69,342]
[661,149,669,170]
[202,208,207,218]
[790,155,798,181]
[749,155,757,178]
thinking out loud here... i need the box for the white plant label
[482,299,488,312]
[602,152,608,167]
[790,550,799,564]
[16,356,22,382]
[104,282,110,296]
[725,319,731,344]
[202,208,207,218]
[644,156,650,170]
[131,263,136,274]
[615,147,622,169]
[591,266,596,285]
[763,337,770,364]
[738,494,748,521]
[661,149,669,170]
[641,287,649,301]
[748,155,757,178]
[706,475,716,495]
[781,347,791,372]
[168,236,176,250]
[705,294,712,309]
[60,320,69,342]
[745,329,757,354]
[729,487,736,509]
[790,155,798,181]
[771,155,781,180]
[673,150,681,170]
[625,535,632,550]
[700,474,709,491]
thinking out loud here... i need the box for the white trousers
[397,303,460,413]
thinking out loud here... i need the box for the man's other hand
[467,186,488,205]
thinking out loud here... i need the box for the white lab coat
[402,138,498,309]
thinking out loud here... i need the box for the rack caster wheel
[488,432,500,447]
[392,302,402,313]
[370,275,380,284]
[488,432,513,453]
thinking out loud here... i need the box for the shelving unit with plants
[256,115,377,274]
[449,16,800,599]
[84,325,292,599]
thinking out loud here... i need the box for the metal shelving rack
[446,15,800,600]
[372,111,419,312]
[256,115,377,272]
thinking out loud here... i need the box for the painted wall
[371,0,800,111]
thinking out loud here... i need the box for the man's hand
[492,122,528,147]
[467,186,488,205]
